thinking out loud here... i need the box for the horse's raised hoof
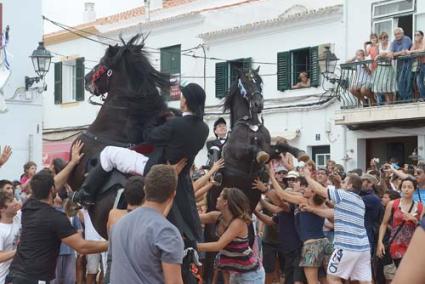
[296,151,310,162]
[256,151,270,164]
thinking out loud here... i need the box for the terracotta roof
[199,4,343,40]
[44,0,198,39]
[44,0,262,44]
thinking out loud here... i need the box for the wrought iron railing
[337,51,425,109]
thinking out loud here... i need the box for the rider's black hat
[213,117,226,131]
[181,83,206,118]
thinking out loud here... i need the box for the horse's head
[224,67,263,125]
[85,34,170,99]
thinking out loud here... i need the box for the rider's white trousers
[100,146,148,176]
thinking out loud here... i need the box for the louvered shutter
[54,62,62,104]
[215,62,228,99]
[277,52,290,91]
[75,57,85,101]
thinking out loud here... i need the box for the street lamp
[318,46,339,80]
[25,41,52,90]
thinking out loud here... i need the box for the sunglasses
[276,171,286,175]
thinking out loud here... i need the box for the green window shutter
[160,45,181,74]
[277,52,290,91]
[242,57,252,73]
[310,46,320,87]
[215,62,228,99]
[54,62,62,104]
[75,57,85,101]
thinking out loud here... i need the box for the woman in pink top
[365,33,379,71]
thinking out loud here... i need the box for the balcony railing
[337,51,425,109]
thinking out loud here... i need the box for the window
[311,145,331,168]
[160,45,181,100]
[373,14,413,41]
[372,0,415,19]
[215,58,252,98]
[54,57,85,104]
[371,0,416,40]
[416,13,425,30]
[277,46,319,92]
[62,60,76,103]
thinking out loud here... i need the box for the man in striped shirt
[302,169,372,284]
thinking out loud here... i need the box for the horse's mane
[223,80,241,113]
[102,34,172,140]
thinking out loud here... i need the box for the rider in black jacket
[205,117,228,185]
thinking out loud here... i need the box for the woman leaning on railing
[371,32,397,105]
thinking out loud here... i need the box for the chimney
[149,0,163,11]
[83,2,96,23]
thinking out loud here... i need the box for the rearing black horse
[68,34,170,238]
[203,68,308,282]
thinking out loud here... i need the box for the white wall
[0,0,44,180]
[43,0,350,169]
[43,38,103,129]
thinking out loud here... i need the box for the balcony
[335,52,425,129]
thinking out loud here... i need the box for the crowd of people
[0,80,425,284]
[347,27,425,106]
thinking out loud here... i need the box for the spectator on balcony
[372,32,397,104]
[292,71,310,89]
[364,33,379,71]
[348,49,375,106]
[391,27,413,101]
[407,31,425,100]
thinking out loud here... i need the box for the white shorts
[100,146,148,176]
[86,253,103,274]
[327,249,371,282]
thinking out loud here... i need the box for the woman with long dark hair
[377,177,424,267]
[198,187,265,283]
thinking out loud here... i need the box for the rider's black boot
[71,163,110,207]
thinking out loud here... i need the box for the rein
[83,131,135,148]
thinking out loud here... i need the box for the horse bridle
[237,78,263,125]
[88,64,129,110]
[91,63,113,96]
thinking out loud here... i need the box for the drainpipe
[342,0,349,169]
[144,0,150,21]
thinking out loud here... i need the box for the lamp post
[318,46,339,83]
[25,41,52,90]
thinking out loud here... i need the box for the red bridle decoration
[91,64,108,83]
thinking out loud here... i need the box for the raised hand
[0,145,12,167]
[70,140,85,165]
[252,178,267,192]
[210,158,224,173]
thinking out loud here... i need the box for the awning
[42,141,72,167]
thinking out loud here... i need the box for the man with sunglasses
[274,165,288,184]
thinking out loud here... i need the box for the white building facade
[43,0,425,172]
[0,0,45,180]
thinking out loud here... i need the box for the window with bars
[215,58,252,98]
[54,57,85,104]
[277,46,320,92]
